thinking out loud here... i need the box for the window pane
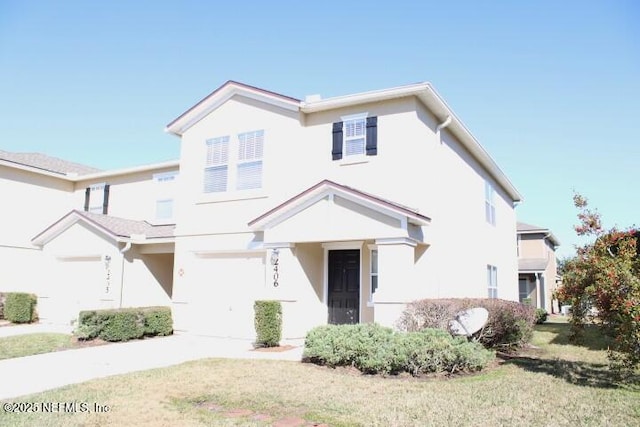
[206,137,229,166]
[371,250,378,274]
[371,275,378,294]
[156,199,173,220]
[236,160,262,190]
[204,165,228,193]
[238,130,264,161]
[345,138,365,156]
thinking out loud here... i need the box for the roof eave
[166,81,301,136]
[301,83,522,203]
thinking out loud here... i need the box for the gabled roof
[249,179,430,230]
[517,221,560,247]
[165,80,301,136]
[32,210,175,246]
[0,149,101,176]
[166,80,521,203]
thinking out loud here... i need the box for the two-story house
[517,222,560,312]
[1,149,179,323]
[164,81,522,339]
[3,80,523,340]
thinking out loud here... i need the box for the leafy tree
[557,193,640,374]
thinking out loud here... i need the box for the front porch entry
[327,249,360,324]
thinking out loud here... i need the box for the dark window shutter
[332,121,343,160]
[102,184,110,215]
[84,187,90,212]
[366,116,378,156]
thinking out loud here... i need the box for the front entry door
[328,249,360,324]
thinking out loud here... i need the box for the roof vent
[305,94,322,103]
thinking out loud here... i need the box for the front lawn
[1,319,639,426]
[0,334,75,360]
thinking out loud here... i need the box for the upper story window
[332,114,377,161]
[154,171,178,222]
[84,183,109,215]
[204,131,264,194]
[485,181,496,225]
[487,264,498,299]
[237,130,264,190]
[204,136,230,193]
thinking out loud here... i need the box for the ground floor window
[370,248,378,299]
[487,265,498,298]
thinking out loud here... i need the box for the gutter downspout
[119,241,132,308]
[436,115,452,141]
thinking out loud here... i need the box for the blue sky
[1,1,638,258]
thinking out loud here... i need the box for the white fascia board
[301,83,430,113]
[166,86,300,136]
[0,159,72,180]
[417,86,522,203]
[71,160,180,182]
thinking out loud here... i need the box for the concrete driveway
[0,324,304,400]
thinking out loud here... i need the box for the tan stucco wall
[169,92,519,337]
[73,166,179,223]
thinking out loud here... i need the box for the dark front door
[328,249,360,324]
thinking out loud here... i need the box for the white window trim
[487,264,498,299]
[88,182,106,214]
[485,180,496,226]
[367,244,378,307]
[339,112,369,165]
[202,131,266,200]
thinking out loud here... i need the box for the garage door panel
[189,254,265,338]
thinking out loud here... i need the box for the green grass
[0,319,638,426]
[0,334,75,360]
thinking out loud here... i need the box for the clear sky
[1,1,638,258]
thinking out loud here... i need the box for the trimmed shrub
[254,300,282,347]
[535,308,549,324]
[3,293,38,323]
[0,292,5,319]
[397,298,536,349]
[76,306,173,342]
[142,306,173,336]
[99,309,145,342]
[303,323,494,376]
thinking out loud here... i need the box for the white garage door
[39,257,113,324]
[189,253,265,339]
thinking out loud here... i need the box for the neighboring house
[2,80,523,340]
[517,222,560,312]
[0,149,178,323]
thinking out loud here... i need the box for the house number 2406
[273,258,279,287]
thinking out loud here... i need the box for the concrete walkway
[0,323,304,400]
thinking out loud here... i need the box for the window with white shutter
[204,136,229,193]
[236,130,264,190]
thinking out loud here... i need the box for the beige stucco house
[0,150,178,323]
[2,80,524,340]
[517,222,560,312]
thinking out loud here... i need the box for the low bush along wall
[303,323,494,376]
[397,298,536,350]
[76,306,173,342]
[2,292,38,324]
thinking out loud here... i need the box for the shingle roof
[517,222,547,232]
[0,149,101,176]
[519,258,549,272]
[517,221,560,247]
[78,211,175,239]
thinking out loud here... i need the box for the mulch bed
[252,345,298,353]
